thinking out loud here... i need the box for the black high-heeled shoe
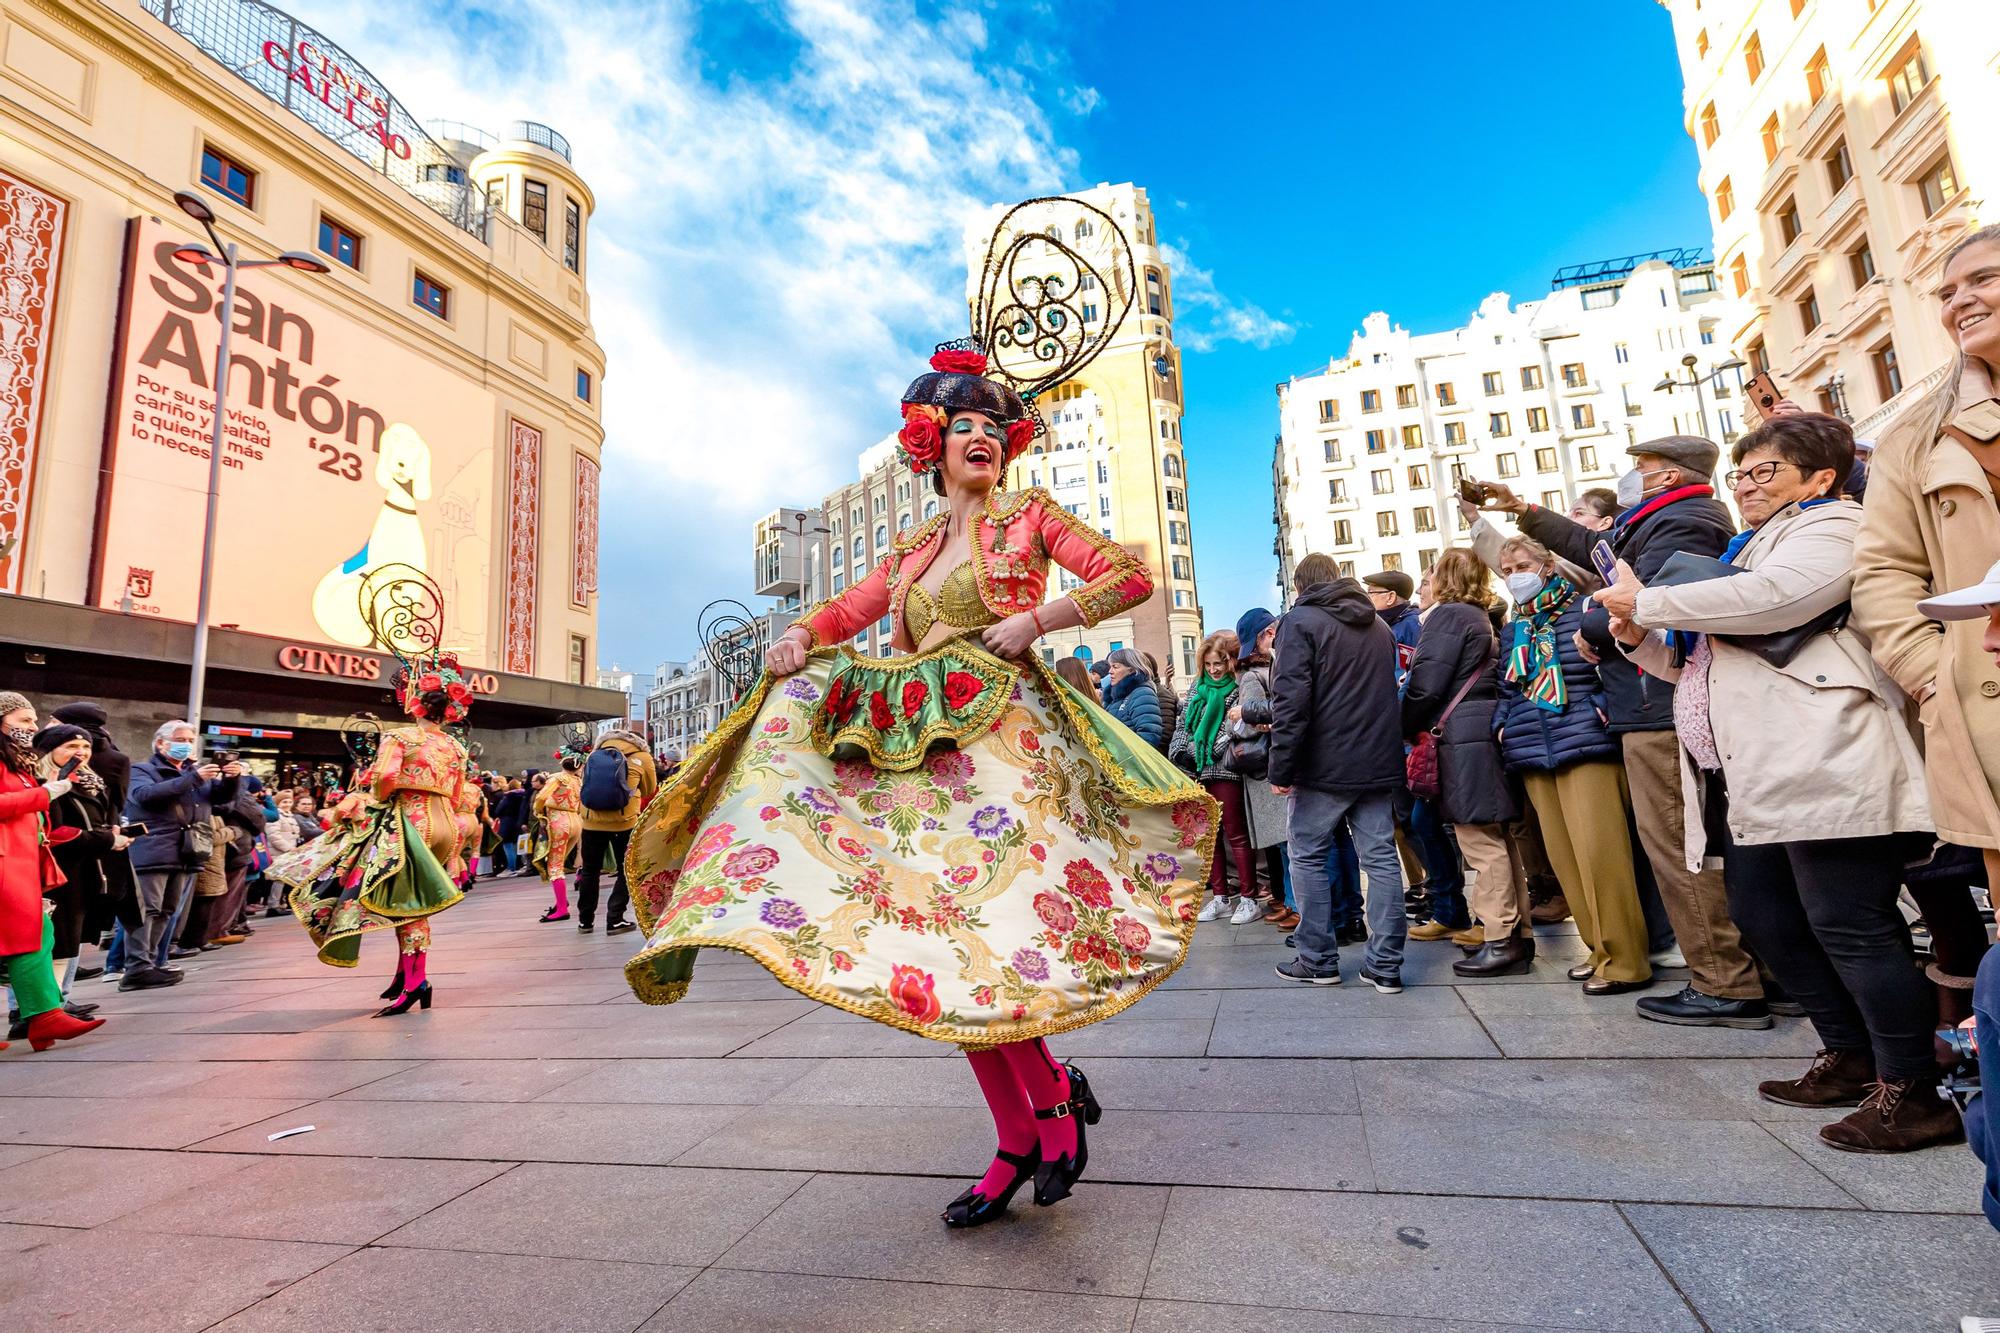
[1033,1063,1101,1207]
[379,971,405,1000]
[538,907,570,923]
[373,981,433,1018]
[941,1143,1041,1228]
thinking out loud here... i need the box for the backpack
[579,746,632,812]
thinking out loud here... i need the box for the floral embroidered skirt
[270,793,464,967]
[623,639,1220,1047]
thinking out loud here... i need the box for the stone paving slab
[0,1227,352,1330]
[0,1147,262,1227]
[764,1054,1363,1114]
[0,1094,317,1150]
[106,1154,512,1244]
[327,1056,612,1102]
[1130,1300,1570,1332]
[529,1055,824,1104]
[1351,1057,1750,1120]
[1760,1119,1987,1214]
[645,1266,1141,1332]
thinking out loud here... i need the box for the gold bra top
[905,561,1002,642]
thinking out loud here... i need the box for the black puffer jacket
[1268,578,1405,793]
[1492,590,1618,773]
[123,753,239,872]
[1520,486,1734,732]
[1403,601,1517,825]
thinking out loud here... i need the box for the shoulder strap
[1432,634,1493,735]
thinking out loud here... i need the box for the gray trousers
[1287,787,1406,976]
[130,869,192,973]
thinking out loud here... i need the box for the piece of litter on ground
[267,1125,315,1141]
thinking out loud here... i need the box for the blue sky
[291,0,1711,676]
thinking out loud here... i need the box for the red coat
[799,487,1153,653]
[0,767,53,956]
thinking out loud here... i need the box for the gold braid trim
[895,513,948,552]
[808,637,1019,771]
[794,550,898,652]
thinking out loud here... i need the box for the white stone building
[1274,253,1746,592]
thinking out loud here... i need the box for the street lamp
[170,190,330,756]
[1653,353,1747,442]
[789,510,831,603]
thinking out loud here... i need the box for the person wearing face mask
[1599,412,1953,1152]
[1226,608,1305,931]
[1481,438,1764,1028]
[1492,537,1652,995]
[120,720,240,990]
[1854,224,2000,884]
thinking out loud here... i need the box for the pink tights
[403,949,428,989]
[964,1039,1075,1198]
[550,876,570,914]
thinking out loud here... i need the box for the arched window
[923,499,938,519]
[1075,219,1093,238]
[874,523,888,549]
[851,536,864,562]
[1146,268,1164,316]
[1073,645,1093,662]
[1163,454,1183,478]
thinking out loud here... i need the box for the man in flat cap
[1476,435,1770,1032]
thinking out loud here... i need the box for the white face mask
[1615,466,1678,508]
[1505,571,1546,603]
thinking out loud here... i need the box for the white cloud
[287,0,1074,668]
[1160,242,1296,353]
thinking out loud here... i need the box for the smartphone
[119,823,148,838]
[1591,540,1620,587]
[1744,371,1783,423]
[1456,478,1487,506]
[56,756,82,780]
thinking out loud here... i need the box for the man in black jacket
[1269,553,1409,992]
[1479,435,1770,1029]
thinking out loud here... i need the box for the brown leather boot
[1453,936,1535,977]
[1818,1077,1966,1154]
[1527,878,1570,925]
[1757,1049,1876,1108]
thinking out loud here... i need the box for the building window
[1318,397,1339,422]
[1435,382,1456,407]
[567,634,587,685]
[1365,429,1387,454]
[1560,362,1587,388]
[1418,548,1440,572]
[1715,176,1734,222]
[1730,254,1749,298]
[412,272,449,319]
[1777,197,1803,246]
[1333,520,1353,545]
[316,216,362,268]
[422,163,467,186]
[1360,389,1382,413]
[485,179,506,217]
[1701,328,1716,344]
[1371,468,1394,495]
[1761,113,1781,165]
[1489,412,1511,437]
[1165,487,1185,511]
[564,199,581,272]
[1520,366,1543,390]
[1442,420,1467,446]
[1804,45,1830,104]
[199,145,256,207]
[1826,139,1853,191]
[1497,453,1520,478]
[1535,447,1559,472]
[1798,287,1822,334]
[1569,403,1596,430]
[1083,303,1099,323]
[1481,371,1503,396]
[1744,31,1764,81]
[1614,343,1630,365]
[1580,445,1599,470]
[1918,153,1961,216]
[1408,464,1430,488]
[1377,511,1399,538]
[1872,340,1902,400]
[1886,40,1931,115]
[1328,478,1346,503]
[1169,520,1189,546]
[1395,384,1419,408]
[1542,490,1565,509]
[1401,424,1424,450]
[1849,240,1876,287]
[1413,506,1436,533]
[523,180,549,242]
[1747,337,1769,374]
[1321,439,1341,464]
[1146,268,1163,316]
[1698,101,1719,147]
[576,368,592,402]
[1526,406,1550,432]
[1338,560,1356,577]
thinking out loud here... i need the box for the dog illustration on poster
[312,423,434,646]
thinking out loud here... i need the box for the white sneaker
[1959,1319,2000,1333]
[1650,946,1687,969]
[1229,896,1263,925]
[1197,896,1235,923]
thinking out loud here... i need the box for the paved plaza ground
[0,880,1995,1331]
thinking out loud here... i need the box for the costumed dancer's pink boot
[942,1048,1041,1228]
[540,877,570,923]
[998,1039,1101,1207]
[375,949,432,1017]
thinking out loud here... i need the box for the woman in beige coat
[1599,413,1957,1155]
[1852,223,2000,869]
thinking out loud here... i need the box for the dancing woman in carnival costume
[624,199,1218,1226]
[535,744,586,922]
[269,655,472,1017]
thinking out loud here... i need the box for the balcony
[505,120,574,162]
[1766,231,1814,297]
[1817,176,1863,243]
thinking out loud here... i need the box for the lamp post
[1654,353,1747,443]
[169,190,329,755]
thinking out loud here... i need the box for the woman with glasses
[1597,413,1955,1154]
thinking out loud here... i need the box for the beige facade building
[0,0,620,774]
[1274,253,1742,592]
[1661,0,1994,437]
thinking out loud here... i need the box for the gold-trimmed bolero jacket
[798,487,1153,653]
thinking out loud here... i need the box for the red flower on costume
[1005,418,1036,458]
[888,964,942,1024]
[418,673,442,692]
[899,405,945,470]
[930,348,989,375]
[1033,891,1077,934]
[901,679,929,720]
[1062,858,1114,908]
[943,671,986,711]
[446,681,473,704]
[1113,916,1152,954]
[868,690,895,731]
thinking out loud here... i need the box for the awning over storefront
[0,595,625,730]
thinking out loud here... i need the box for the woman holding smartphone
[34,724,126,1015]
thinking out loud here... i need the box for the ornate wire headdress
[896,196,1136,475]
[553,722,593,765]
[357,563,472,724]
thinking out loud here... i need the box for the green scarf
[1505,575,1579,713]
[1183,672,1235,768]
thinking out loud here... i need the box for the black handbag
[1650,551,1849,670]
[180,820,215,863]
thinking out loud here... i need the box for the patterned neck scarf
[1183,672,1235,765]
[1505,574,1578,713]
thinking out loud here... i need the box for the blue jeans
[1409,798,1467,928]
[1270,846,1294,909]
[105,920,128,974]
[1288,787,1406,977]
[1327,822,1362,925]
[501,840,521,873]
[1970,943,1999,1232]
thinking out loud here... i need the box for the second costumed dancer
[624,199,1218,1225]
